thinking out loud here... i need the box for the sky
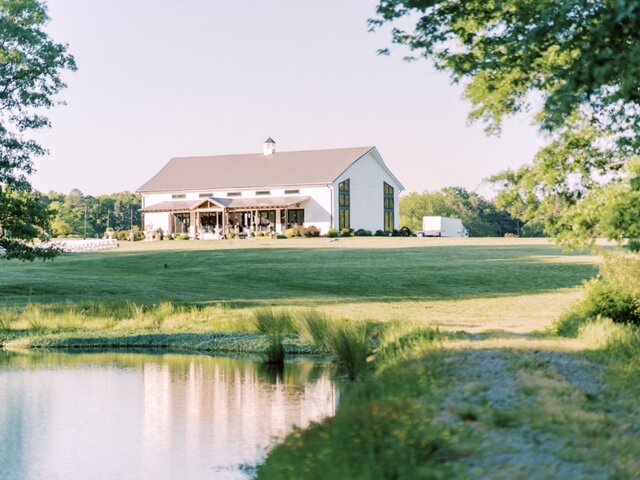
[31,0,546,197]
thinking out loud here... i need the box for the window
[284,189,300,195]
[172,194,186,199]
[199,193,213,198]
[281,209,305,226]
[256,190,270,196]
[172,213,190,234]
[384,182,394,232]
[226,192,241,197]
[257,210,277,230]
[338,179,350,230]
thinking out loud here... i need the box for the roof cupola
[263,137,276,156]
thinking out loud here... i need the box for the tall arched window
[384,182,394,232]
[339,179,350,230]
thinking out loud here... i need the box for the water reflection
[0,351,337,480]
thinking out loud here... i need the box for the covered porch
[141,196,309,239]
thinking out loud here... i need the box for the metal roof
[137,146,374,193]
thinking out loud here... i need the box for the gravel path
[439,346,613,479]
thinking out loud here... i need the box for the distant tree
[0,0,76,260]
[371,1,640,250]
[0,190,57,260]
[400,187,524,237]
[42,190,142,238]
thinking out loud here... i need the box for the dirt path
[436,336,622,478]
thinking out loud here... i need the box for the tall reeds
[253,307,295,366]
[297,310,370,380]
[253,307,296,335]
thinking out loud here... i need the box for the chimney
[263,137,276,156]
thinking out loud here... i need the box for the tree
[399,187,523,237]
[41,190,142,238]
[0,0,76,260]
[371,1,640,249]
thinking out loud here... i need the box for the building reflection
[139,356,337,477]
[0,351,337,480]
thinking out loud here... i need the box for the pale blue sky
[32,0,544,197]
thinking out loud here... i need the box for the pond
[0,351,338,480]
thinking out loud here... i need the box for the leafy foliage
[41,190,142,238]
[0,0,76,260]
[400,186,527,236]
[372,1,640,250]
[0,189,59,260]
[371,1,640,138]
[556,253,640,336]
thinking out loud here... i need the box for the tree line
[40,190,142,238]
[400,187,543,237]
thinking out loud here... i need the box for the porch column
[223,210,228,236]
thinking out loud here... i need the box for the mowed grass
[0,239,597,317]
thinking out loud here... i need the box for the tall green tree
[400,187,524,237]
[41,190,142,238]
[371,1,640,249]
[0,0,76,259]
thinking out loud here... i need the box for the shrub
[355,229,372,237]
[341,228,352,237]
[253,307,296,335]
[285,226,308,238]
[327,228,338,238]
[305,225,321,237]
[175,233,190,240]
[374,229,386,237]
[555,252,640,335]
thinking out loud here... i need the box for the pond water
[0,351,338,480]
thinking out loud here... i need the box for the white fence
[44,239,119,253]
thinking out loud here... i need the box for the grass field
[0,238,597,333]
[7,237,640,478]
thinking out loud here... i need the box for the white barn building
[137,139,404,239]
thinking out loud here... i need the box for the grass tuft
[262,336,286,365]
[0,307,17,331]
[325,321,370,380]
[253,307,296,335]
[297,310,331,349]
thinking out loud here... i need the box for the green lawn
[0,238,598,347]
[0,238,596,308]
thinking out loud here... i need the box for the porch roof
[140,199,204,212]
[222,195,309,209]
[141,195,310,213]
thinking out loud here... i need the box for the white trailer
[418,216,468,237]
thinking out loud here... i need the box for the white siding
[143,212,170,233]
[142,185,333,234]
[332,150,402,232]
[298,186,332,233]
